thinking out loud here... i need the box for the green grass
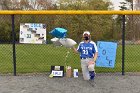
[0,44,140,74]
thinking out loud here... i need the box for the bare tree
[0,0,56,10]
[0,0,12,10]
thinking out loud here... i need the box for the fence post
[122,15,125,75]
[11,15,16,76]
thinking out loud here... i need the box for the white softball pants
[81,58,95,80]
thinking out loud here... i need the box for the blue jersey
[77,41,98,58]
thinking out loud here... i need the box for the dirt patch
[0,73,140,93]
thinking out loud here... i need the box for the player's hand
[88,61,95,65]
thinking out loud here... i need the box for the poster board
[96,41,117,68]
[19,23,46,44]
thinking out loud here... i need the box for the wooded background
[0,0,140,43]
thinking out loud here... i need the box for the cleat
[89,71,95,80]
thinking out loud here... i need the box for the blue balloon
[49,28,67,38]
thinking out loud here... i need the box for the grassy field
[0,44,140,74]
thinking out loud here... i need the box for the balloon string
[65,50,70,67]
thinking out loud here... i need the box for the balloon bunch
[50,27,77,48]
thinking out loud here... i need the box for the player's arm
[93,52,98,62]
[72,46,78,53]
[92,41,98,63]
[89,52,98,65]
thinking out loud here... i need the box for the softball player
[73,31,98,80]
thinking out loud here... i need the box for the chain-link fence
[0,13,140,75]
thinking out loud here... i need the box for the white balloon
[51,37,59,42]
[51,37,62,46]
[59,38,77,48]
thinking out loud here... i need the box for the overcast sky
[111,0,126,10]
